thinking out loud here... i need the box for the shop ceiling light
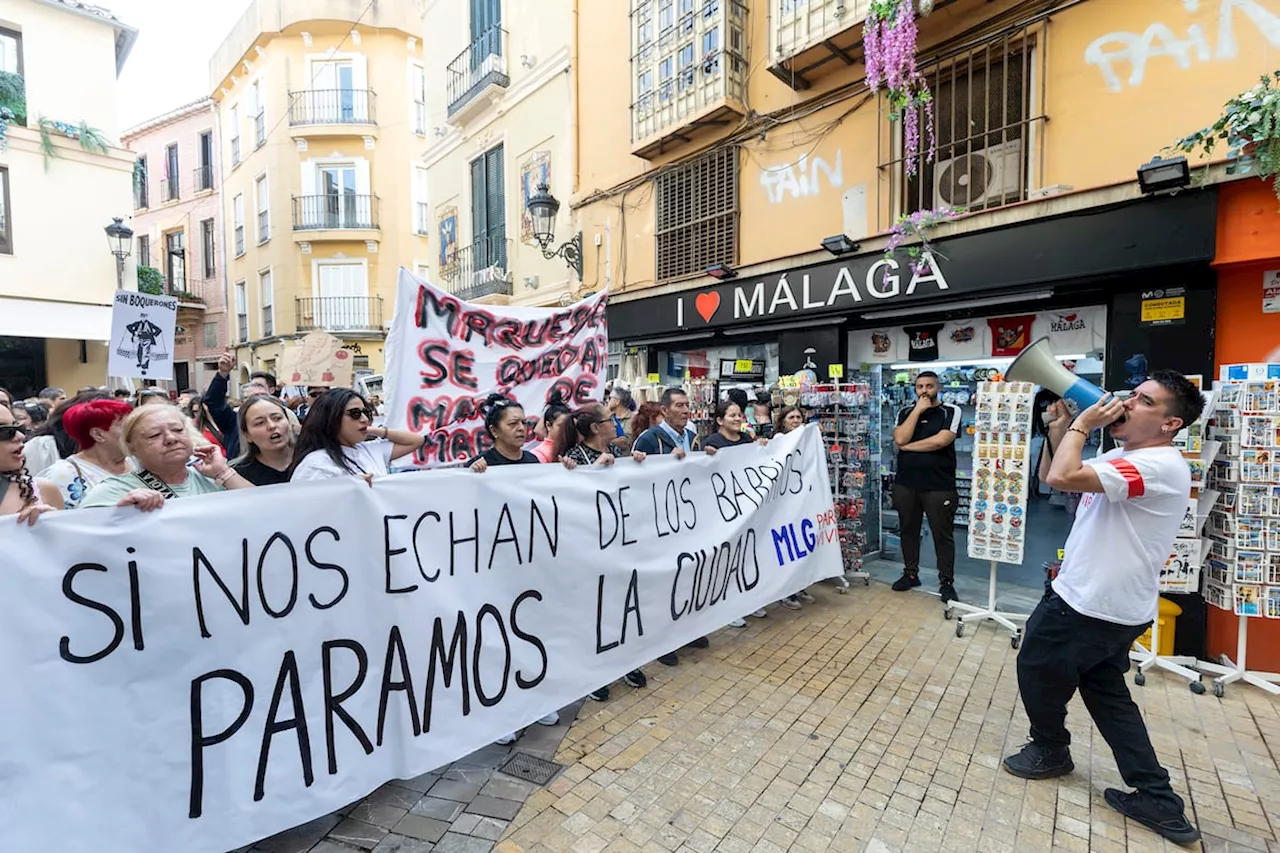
[1137,155,1190,194]
[706,263,737,280]
[820,234,859,256]
[861,290,1053,320]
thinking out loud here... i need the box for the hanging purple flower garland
[864,0,935,177]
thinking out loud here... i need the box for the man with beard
[891,370,962,603]
[1003,370,1203,845]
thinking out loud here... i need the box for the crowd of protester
[0,366,836,745]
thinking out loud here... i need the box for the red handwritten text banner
[385,269,609,465]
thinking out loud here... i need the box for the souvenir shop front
[609,188,1221,653]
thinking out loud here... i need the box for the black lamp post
[526,182,583,281]
[105,217,133,290]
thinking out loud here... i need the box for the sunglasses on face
[344,407,374,422]
[0,425,25,442]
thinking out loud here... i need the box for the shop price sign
[1139,287,1186,326]
[734,359,754,373]
[778,376,800,388]
[647,373,660,384]
[1264,270,1280,314]
[828,364,844,379]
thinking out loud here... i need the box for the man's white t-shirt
[292,439,393,481]
[1052,445,1190,625]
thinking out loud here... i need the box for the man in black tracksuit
[891,370,962,603]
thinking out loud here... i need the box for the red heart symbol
[1063,314,1077,322]
[695,292,720,323]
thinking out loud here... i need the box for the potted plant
[1168,71,1280,203]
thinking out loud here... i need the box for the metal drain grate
[498,751,563,786]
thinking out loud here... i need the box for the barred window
[655,145,738,282]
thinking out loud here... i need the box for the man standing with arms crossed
[1003,370,1203,845]
[891,371,962,603]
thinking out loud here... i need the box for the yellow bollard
[1135,597,1183,656]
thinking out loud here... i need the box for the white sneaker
[728,618,747,627]
[796,591,817,604]
[495,732,518,745]
[536,711,560,726]
[779,597,802,610]
[751,609,767,618]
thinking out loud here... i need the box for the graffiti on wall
[759,151,844,204]
[1084,0,1280,93]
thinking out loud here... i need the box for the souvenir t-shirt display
[939,320,988,360]
[849,327,905,364]
[903,323,944,362]
[1036,307,1104,355]
[988,315,1036,357]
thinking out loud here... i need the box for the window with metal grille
[881,21,1046,225]
[655,145,738,282]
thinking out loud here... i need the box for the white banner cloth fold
[0,426,841,853]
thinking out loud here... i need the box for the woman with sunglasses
[40,399,134,509]
[292,389,424,482]
[0,405,63,525]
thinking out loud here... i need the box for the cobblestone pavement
[495,581,1280,853]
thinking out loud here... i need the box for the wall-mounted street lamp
[706,263,737,280]
[1137,155,1191,194]
[104,217,134,290]
[526,182,583,282]
[820,234,859,256]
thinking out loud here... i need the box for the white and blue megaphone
[1005,337,1107,411]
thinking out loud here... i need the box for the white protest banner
[0,427,842,853]
[384,268,608,465]
[108,289,178,380]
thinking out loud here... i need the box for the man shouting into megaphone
[1003,369,1204,845]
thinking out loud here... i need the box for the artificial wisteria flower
[882,205,961,284]
[864,0,936,175]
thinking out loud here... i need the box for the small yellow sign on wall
[647,373,660,384]
[828,364,844,379]
[734,359,753,373]
[1140,296,1185,325]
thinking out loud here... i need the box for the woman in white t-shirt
[290,389,425,482]
[39,398,135,508]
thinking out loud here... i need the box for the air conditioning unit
[933,139,1023,209]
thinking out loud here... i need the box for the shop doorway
[0,336,46,399]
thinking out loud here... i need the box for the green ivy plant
[37,116,111,170]
[0,71,26,152]
[137,265,164,295]
[1168,71,1280,203]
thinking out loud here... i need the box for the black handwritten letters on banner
[0,426,841,853]
[384,269,610,465]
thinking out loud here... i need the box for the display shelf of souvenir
[1200,368,1280,695]
[801,374,882,569]
[1161,376,1218,594]
[682,376,718,438]
[965,381,1035,565]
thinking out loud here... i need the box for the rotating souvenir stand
[682,376,717,440]
[947,381,1034,646]
[1194,375,1280,696]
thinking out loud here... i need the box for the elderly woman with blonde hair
[81,404,254,511]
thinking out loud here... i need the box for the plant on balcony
[864,0,935,177]
[881,205,961,282]
[1167,71,1280,204]
[0,71,25,152]
[137,265,164,296]
[171,289,203,302]
[37,116,111,170]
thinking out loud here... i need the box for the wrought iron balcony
[170,276,218,308]
[193,164,214,193]
[291,194,380,231]
[441,235,513,301]
[446,27,509,120]
[296,296,385,333]
[288,89,377,127]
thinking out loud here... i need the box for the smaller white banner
[108,289,178,380]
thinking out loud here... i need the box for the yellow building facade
[418,0,582,310]
[578,0,1280,384]
[209,0,427,386]
[0,0,137,396]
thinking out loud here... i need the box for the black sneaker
[940,582,959,603]
[891,573,922,591]
[658,653,679,666]
[1104,788,1200,844]
[589,687,610,701]
[684,636,710,649]
[624,669,647,688]
[1002,743,1074,779]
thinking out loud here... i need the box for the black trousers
[892,484,957,583]
[1017,591,1182,810]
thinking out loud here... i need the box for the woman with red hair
[41,399,134,509]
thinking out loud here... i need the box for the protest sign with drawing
[108,290,178,380]
[0,427,840,853]
[277,331,354,388]
[384,268,608,465]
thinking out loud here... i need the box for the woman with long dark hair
[697,399,767,451]
[292,389,424,482]
[184,395,226,455]
[530,389,573,463]
[0,404,62,525]
[232,394,296,486]
[631,401,663,444]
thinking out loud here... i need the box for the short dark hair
[38,387,64,400]
[1151,369,1204,429]
[250,371,277,388]
[660,388,688,408]
[915,371,939,382]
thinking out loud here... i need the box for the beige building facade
[210,0,427,384]
[0,0,137,396]
[122,98,230,394]
[419,0,581,310]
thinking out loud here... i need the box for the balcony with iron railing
[446,27,509,122]
[160,175,180,203]
[288,89,377,137]
[291,194,380,242]
[296,296,385,333]
[193,164,214,193]
[769,0,869,89]
[440,235,513,302]
[172,276,220,309]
